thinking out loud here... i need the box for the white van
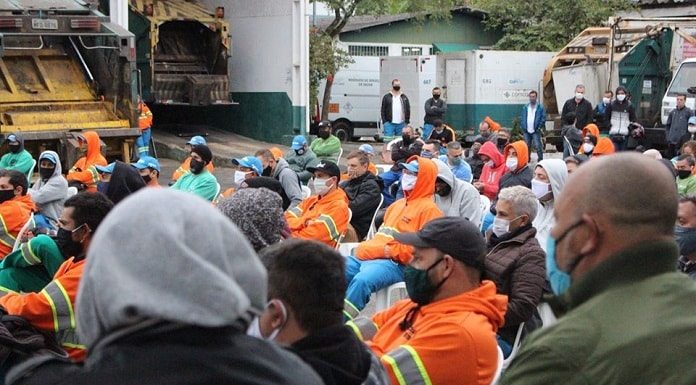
[662,58,696,125]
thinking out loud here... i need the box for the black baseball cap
[394,217,486,268]
[307,160,340,179]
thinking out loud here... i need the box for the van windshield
[667,62,696,96]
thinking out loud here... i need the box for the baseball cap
[394,217,486,268]
[318,121,332,129]
[689,116,696,125]
[186,136,207,146]
[291,135,307,150]
[232,155,263,175]
[307,160,340,179]
[5,134,17,143]
[96,163,115,174]
[358,144,375,155]
[399,160,419,173]
[39,152,58,165]
[132,156,161,172]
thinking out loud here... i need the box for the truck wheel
[333,121,353,143]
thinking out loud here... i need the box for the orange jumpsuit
[285,188,350,248]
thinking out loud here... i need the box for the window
[348,45,389,57]
[401,46,423,56]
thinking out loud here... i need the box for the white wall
[109,0,128,29]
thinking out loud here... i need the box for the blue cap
[95,163,115,174]
[399,160,419,173]
[186,136,207,146]
[291,135,307,150]
[132,156,161,172]
[39,152,58,165]
[358,144,375,155]
[689,116,696,125]
[232,155,263,175]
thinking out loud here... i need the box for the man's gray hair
[576,84,585,90]
[447,141,462,150]
[498,186,538,222]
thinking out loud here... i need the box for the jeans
[497,335,513,358]
[523,131,543,161]
[611,135,627,152]
[383,122,406,140]
[379,169,402,207]
[422,123,434,140]
[345,256,405,313]
[135,128,151,157]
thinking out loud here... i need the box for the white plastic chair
[301,185,311,199]
[502,322,525,370]
[335,148,344,166]
[479,194,491,230]
[66,187,78,198]
[26,159,37,183]
[375,164,391,174]
[334,208,352,250]
[337,242,360,257]
[214,183,221,199]
[12,213,34,252]
[491,346,505,385]
[537,303,558,328]
[365,195,384,240]
[374,282,406,311]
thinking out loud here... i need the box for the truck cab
[662,58,696,125]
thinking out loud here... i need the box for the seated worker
[102,161,146,205]
[420,140,441,159]
[310,121,342,163]
[429,119,454,149]
[433,159,482,228]
[380,126,423,206]
[476,116,501,143]
[0,170,36,259]
[67,131,107,193]
[340,151,383,241]
[348,217,507,385]
[344,156,442,320]
[358,144,378,175]
[95,163,114,194]
[286,135,320,184]
[285,161,349,248]
[466,137,487,181]
[485,186,547,357]
[500,140,533,190]
[474,141,507,200]
[676,154,696,196]
[28,151,67,230]
[7,189,322,384]
[496,127,512,153]
[220,155,264,198]
[171,136,215,183]
[592,136,616,158]
[253,240,389,385]
[0,192,113,361]
[217,188,285,252]
[564,154,588,175]
[171,145,219,202]
[0,233,64,294]
[132,156,161,188]
[0,133,34,177]
[256,149,303,209]
[439,141,472,182]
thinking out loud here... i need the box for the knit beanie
[192,145,213,164]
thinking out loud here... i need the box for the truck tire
[333,121,353,143]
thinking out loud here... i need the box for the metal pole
[313,0,316,27]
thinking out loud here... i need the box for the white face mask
[689,125,696,134]
[506,157,518,171]
[313,177,332,196]
[491,216,510,237]
[531,178,551,199]
[617,94,626,102]
[401,173,417,191]
[234,170,251,186]
[602,97,611,105]
[485,160,495,168]
[575,92,584,100]
[583,143,595,153]
[246,300,288,341]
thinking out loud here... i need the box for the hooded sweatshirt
[273,157,303,208]
[286,187,350,248]
[218,188,284,252]
[365,281,507,385]
[593,137,616,157]
[356,156,443,264]
[500,141,533,189]
[478,141,508,200]
[579,123,600,155]
[29,151,67,223]
[104,161,146,205]
[532,159,568,253]
[0,194,36,258]
[67,131,107,192]
[433,159,482,228]
[0,133,34,176]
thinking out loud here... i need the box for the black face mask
[39,166,54,181]
[436,183,452,197]
[393,86,401,91]
[142,174,152,184]
[497,137,509,147]
[295,148,306,156]
[678,169,693,180]
[8,144,19,154]
[262,165,273,177]
[432,94,440,100]
[53,227,83,259]
[402,135,412,145]
[190,158,205,175]
[0,189,14,204]
[318,130,330,140]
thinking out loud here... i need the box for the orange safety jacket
[138,101,153,131]
[171,157,215,182]
[0,257,86,361]
[285,187,350,248]
[67,131,107,193]
[355,156,442,264]
[347,281,508,385]
[0,195,36,259]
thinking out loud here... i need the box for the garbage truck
[0,0,141,169]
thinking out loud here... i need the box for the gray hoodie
[433,159,482,228]
[28,151,67,223]
[273,158,303,207]
[532,159,568,252]
[76,189,267,349]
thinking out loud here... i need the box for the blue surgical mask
[546,220,585,296]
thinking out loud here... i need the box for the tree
[470,0,633,51]
[309,29,352,120]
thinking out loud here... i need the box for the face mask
[689,125,696,134]
[583,143,595,153]
[142,174,152,184]
[436,183,451,197]
[402,135,412,145]
[603,97,611,105]
[492,216,511,237]
[393,85,401,91]
[485,160,495,168]
[432,94,440,100]
[39,166,54,181]
[617,94,626,102]
[481,131,490,138]
[506,157,518,171]
[0,189,14,204]
[234,170,250,186]
[404,258,446,305]
[262,165,273,177]
[313,177,332,195]
[675,226,696,257]
[678,169,693,180]
[53,225,85,258]
[449,156,462,166]
[295,148,306,156]
[318,130,330,140]
[531,178,551,199]
[189,158,205,175]
[8,144,19,154]
[246,300,288,341]
[545,220,585,295]
[575,92,584,100]
[420,150,432,158]
[497,138,508,147]
[97,181,109,194]
[401,173,417,191]
[529,99,536,105]
[435,126,444,133]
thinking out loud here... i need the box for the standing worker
[665,93,694,158]
[561,84,593,130]
[520,90,546,162]
[135,97,153,158]
[381,79,410,142]
[423,87,447,139]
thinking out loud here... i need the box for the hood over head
[6,133,25,152]
[536,159,568,200]
[38,151,62,179]
[243,176,284,197]
[483,116,501,133]
[594,137,616,156]
[478,141,504,167]
[80,131,102,164]
[404,156,437,201]
[217,188,284,252]
[503,141,529,171]
[434,158,455,188]
[77,189,266,348]
[582,124,600,139]
[105,161,146,205]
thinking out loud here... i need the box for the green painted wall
[446,104,522,133]
[340,12,501,47]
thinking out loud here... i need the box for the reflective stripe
[383,345,433,385]
[20,242,41,265]
[41,281,75,332]
[57,329,84,350]
[316,214,340,241]
[0,214,16,248]
[344,299,360,320]
[377,226,399,239]
[87,166,99,184]
[287,206,303,218]
[346,318,378,341]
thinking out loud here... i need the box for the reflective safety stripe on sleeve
[382,345,433,385]
[41,280,76,332]
[343,299,360,321]
[316,214,340,241]
[87,166,99,185]
[20,242,41,265]
[0,214,17,249]
[376,226,399,239]
[56,328,85,350]
[287,206,303,218]
[346,318,378,341]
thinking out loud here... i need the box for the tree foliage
[309,29,352,112]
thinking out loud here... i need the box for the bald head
[560,153,677,235]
